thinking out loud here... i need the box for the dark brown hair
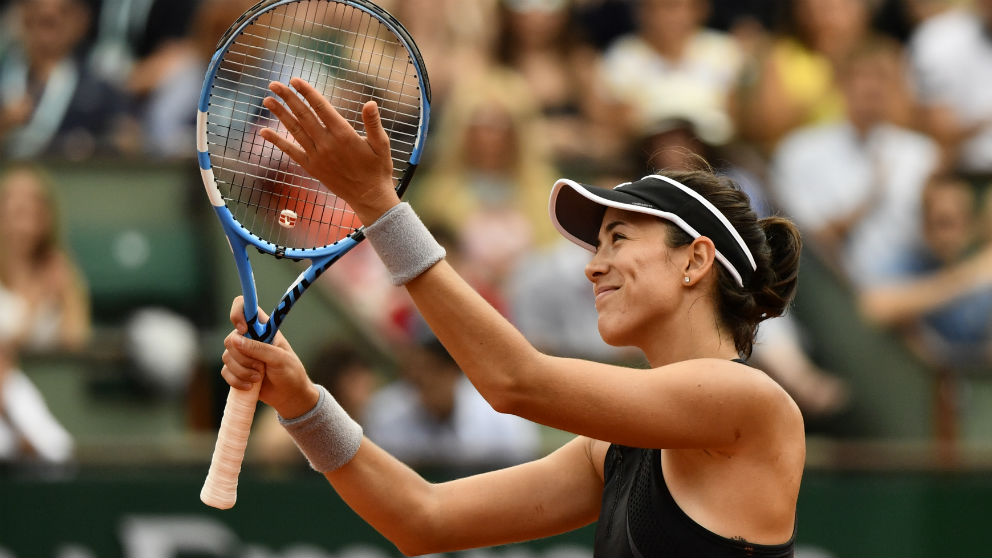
[659,168,802,358]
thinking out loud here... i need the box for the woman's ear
[683,236,717,285]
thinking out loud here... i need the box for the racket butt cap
[200,486,236,509]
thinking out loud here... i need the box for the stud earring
[684,276,691,284]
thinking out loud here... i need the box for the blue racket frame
[195,0,431,343]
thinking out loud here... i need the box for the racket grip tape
[200,381,262,509]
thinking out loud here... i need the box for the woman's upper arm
[507,356,793,451]
[405,262,790,451]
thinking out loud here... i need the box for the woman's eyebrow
[595,220,629,249]
[604,220,626,233]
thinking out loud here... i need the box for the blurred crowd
[4,0,992,469]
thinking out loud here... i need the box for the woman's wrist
[353,185,401,226]
[273,382,321,420]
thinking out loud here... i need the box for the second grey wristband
[277,385,363,473]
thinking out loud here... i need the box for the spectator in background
[492,0,621,173]
[770,36,941,288]
[251,342,381,468]
[599,0,744,153]
[86,0,200,88]
[0,164,90,463]
[412,68,562,288]
[131,0,257,158]
[731,0,901,156]
[385,0,496,110]
[907,0,992,179]
[859,176,992,369]
[0,0,132,160]
[363,337,541,473]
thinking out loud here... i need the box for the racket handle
[200,381,261,509]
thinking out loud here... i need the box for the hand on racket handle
[221,298,318,420]
[201,300,318,509]
[260,78,400,224]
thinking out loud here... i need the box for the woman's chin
[597,321,631,348]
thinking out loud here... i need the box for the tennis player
[221,79,805,557]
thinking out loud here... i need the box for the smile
[594,286,618,302]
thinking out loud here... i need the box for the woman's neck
[645,34,689,63]
[640,297,739,367]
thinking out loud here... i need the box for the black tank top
[593,444,796,557]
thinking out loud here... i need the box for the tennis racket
[196,0,430,509]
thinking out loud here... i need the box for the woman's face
[795,0,866,50]
[637,0,702,45]
[923,181,976,263]
[0,171,53,250]
[841,49,901,129]
[505,3,568,50]
[585,208,685,347]
[462,104,518,173]
[20,0,89,63]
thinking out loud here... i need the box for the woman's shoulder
[691,358,804,424]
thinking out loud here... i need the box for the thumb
[362,100,391,155]
[230,296,270,335]
[237,334,281,363]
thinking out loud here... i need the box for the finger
[262,95,315,154]
[361,100,391,156]
[223,331,264,373]
[289,77,353,134]
[221,363,257,391]
[269,81,327,142]
[259,127,309,167]
[221,349,262,383]
[229,297,248,334]
[229,298,270,333]
[234,333,283,366]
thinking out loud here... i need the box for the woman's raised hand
[259,77,400,224]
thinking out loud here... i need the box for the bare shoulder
[686,358,805,441]
[678,358,799,401]
[724,360,806,465]
[745,360,803,420]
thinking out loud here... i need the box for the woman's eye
[611,232,626,242]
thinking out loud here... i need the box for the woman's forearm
[403,259,542,414]
[859,256,988,325]
[324,438,440,556]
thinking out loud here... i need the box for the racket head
[196,0,431,258]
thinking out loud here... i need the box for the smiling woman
[218,75,806,557]
[550,171,802,359]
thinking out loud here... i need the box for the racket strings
[205,83,419,145]
[206,0,423,250]
[233,26,422,97]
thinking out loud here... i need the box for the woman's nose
[585,252,608,282]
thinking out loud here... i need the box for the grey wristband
[363,202,446,285]
[277,385,363,473]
